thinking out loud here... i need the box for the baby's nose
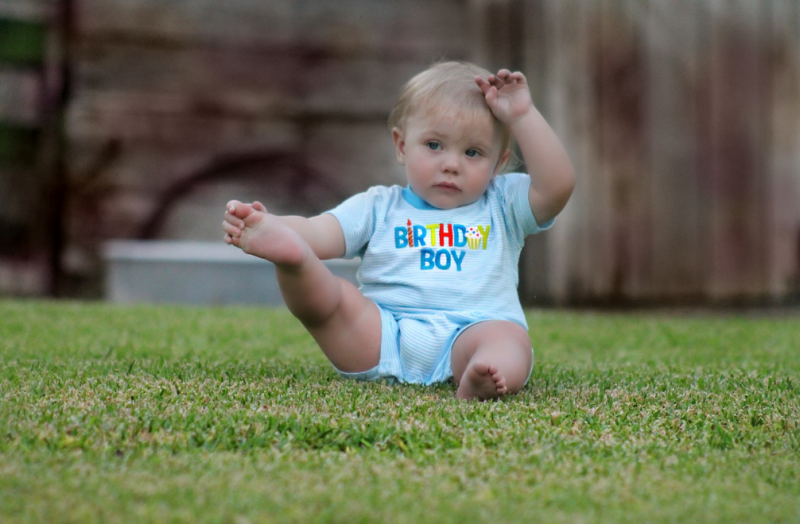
[441,154,460,172]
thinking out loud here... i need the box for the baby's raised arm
[223,201,346,260]
[476,70,575,225]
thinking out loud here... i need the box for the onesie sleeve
[495,172,555,243]
[324,185,387,259]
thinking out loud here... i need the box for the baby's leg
[450,321,532,400]
[223,202,381,373]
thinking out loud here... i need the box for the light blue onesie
[326,172,553,385]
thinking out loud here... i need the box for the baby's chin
[424,194,481,210]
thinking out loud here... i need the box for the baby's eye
[427,142,441,151]
[465,149,481,158]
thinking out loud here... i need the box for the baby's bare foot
[456,361,508,400]
[223,201,306,267]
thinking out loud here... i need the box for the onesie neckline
[401,186,490,211]
[401,186,440,210]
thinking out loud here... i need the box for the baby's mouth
[434,182,460,192]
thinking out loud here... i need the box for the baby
[223,61,575,400]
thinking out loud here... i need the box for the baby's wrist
[506,105,539,131]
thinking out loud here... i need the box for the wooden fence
[1,0,799,304]
[61,0,477,296]
[508,0,800,304]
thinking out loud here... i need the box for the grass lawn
[1,300,798,523]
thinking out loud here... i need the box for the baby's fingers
[476,76,501,99]
[487,70,511,87]
[491,70,526,88]
[501,71,526,86]
[509,71,526,84]
[475,75,491,92]
[485,74,501,88]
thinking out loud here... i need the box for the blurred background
[0,0,799,306]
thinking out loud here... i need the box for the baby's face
[392,106,507,210]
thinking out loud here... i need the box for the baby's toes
[226,200,241,214]
[496,376,507,392]
[228,201,256,220]
[222,221,241,238]
[489,368,502,382]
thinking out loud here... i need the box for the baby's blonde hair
[388,61,514,164]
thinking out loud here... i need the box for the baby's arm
[224,201,346,260]
[476,70,575,225]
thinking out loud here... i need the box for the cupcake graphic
[466,227,483,250]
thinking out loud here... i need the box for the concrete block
[103,240,360,305]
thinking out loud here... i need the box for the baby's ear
[392,127,406,165]
[495,149,512,174]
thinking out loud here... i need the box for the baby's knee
[495,345,533,393]
[506,369,530,394]
[481,321,530,348]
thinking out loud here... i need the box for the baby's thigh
[307,278,383,373]
[450,321,531,383]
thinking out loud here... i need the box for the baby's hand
[475,70,533,126]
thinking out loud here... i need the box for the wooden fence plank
[646,0,704,300]
[623,0,653,300]
[704,0,769,299]
[518,0,551,304]
[577,0,605,300]
[468,0,522,71]
[596,0,651,301]
[766,0,800,297]
[541,0,595,303]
